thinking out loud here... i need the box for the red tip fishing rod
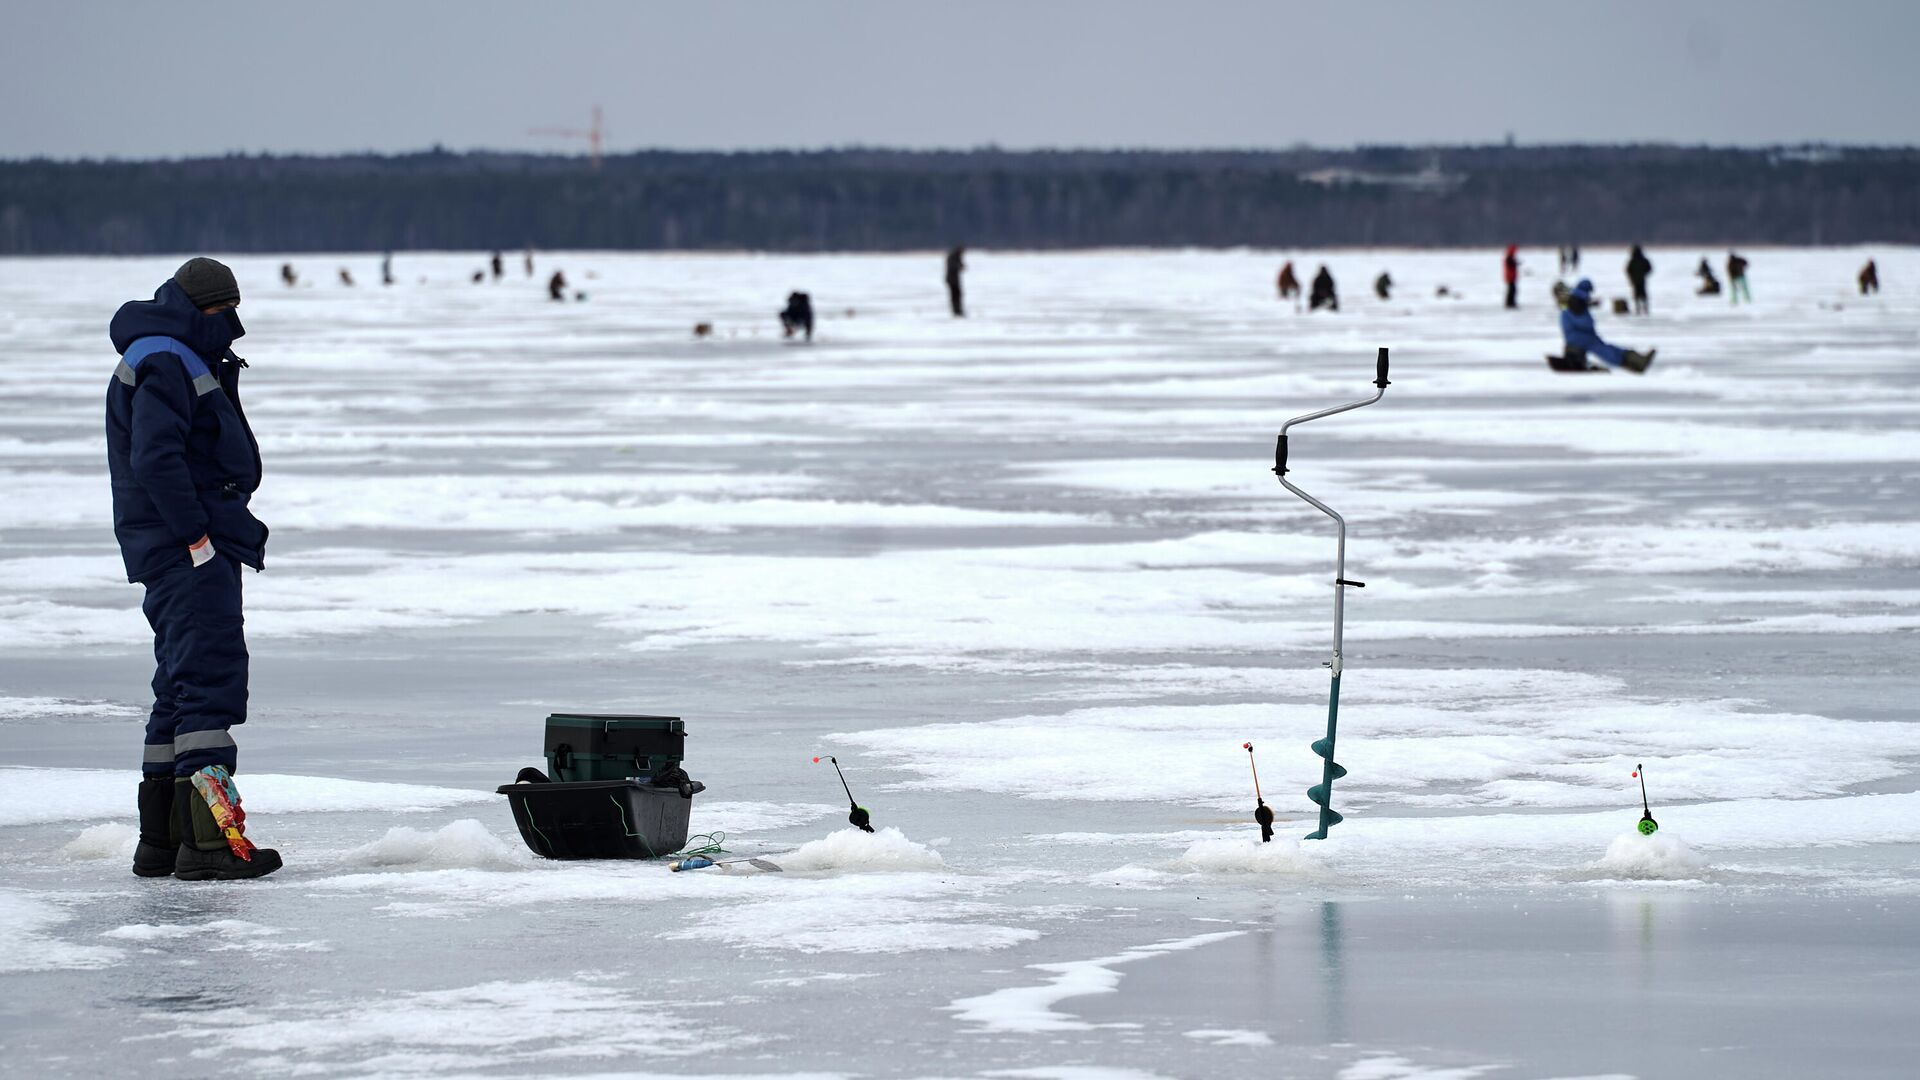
[813,756,874,832]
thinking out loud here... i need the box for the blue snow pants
[140,555,247,778]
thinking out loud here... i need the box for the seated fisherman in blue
[107,258,281,881]
[1560,278,1655,373]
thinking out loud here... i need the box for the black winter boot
[173,775,282,881]
[133,777,176,877]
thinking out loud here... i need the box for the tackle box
[496,777,706,860]
[544,713,685,783]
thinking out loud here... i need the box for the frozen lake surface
[2,248,1918,1078]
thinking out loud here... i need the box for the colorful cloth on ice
[190,765,258,861]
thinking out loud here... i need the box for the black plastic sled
[497,776,705,859]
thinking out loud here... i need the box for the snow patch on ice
[163,978,735,1074]
[0,890,123,973]
[0,767,492,825]
[695,800,842,834]
[1587,831,1711,881]
[0,695,141,722]
[60,822,136,860]
[1338,1055,1503,1080]
[341,819,530,870]
[102,919,281,941]
[949,931,1242,1033]
[1183,1028,1275,1047]
[779,826,946,873]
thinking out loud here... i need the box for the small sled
[1546,348,1608,374]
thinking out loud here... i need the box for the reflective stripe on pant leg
[141,567,189,778]
[168,556,247,777]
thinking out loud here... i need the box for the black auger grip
[1273,434,1288,476]
[1375,347,1391,389]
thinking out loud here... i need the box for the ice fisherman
[107,259,282,881]
[548,270,567,301]
[1503,245,1520,309]
[491,250,504,281]
[1373,272,1393,301]
[1695,257,1721,296]
[1859,259,1880,295]
[1727,251,1752,304]
[1625,245,1653,315]
[1561,278,1654,373]
[1309,266,1338,312]
[945,246,966,317]
[780,291,815,341]
[1276,261,1301,301]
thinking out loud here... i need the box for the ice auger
[1273,347,1391,839]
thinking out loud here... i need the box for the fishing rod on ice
[1244,742,1274,842]
[813,755,875,832]
[1274,347,1391,840]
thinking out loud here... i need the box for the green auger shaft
[1305,673,1349,839]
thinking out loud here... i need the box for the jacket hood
[1572,278,1595,299]
[1505,245,1518,257]
[109,279,245,360]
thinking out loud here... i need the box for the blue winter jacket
[1558,278,1605,352]
[105,280,267,583]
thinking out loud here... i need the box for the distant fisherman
[780,291,815,341]
[1374,272,1392,301]
[1309,266,1338,312]
[491,250,504,281]
[548,270,567,302]
[1503,245,1520,309]
[107,258,282,881]
[1626,245,1652,315]
[1560,278,1654,373]
[1277,261,1301,301]
[1858,259,1879,295]
[945,245,966,317]
[1695,257,1721,296]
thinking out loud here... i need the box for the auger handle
[1375,347,1391,389]
[1273,435,1288,476]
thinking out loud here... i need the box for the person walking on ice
[1625,245,1653,315]
[1560,278,1655,373]
[1727,251,1752,304]
[107,258,282,881]
[945,246,966,317]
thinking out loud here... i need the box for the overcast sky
[7,1,1917,159]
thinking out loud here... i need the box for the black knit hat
[174,257,240,310]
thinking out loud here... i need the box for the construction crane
[529,105,604,170]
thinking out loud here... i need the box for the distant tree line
[2,145,1916,254]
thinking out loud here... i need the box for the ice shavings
[778,826,946,873]
[1586,831,1711,881]
[1162,836,1327,877]
[341,819,531,870]
[59,822,136,860]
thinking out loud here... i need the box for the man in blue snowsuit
[108,259,281,880]
[1560,279,1654,373]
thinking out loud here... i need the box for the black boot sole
[174,846,284,881]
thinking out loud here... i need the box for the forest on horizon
[3,144,1916,254]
